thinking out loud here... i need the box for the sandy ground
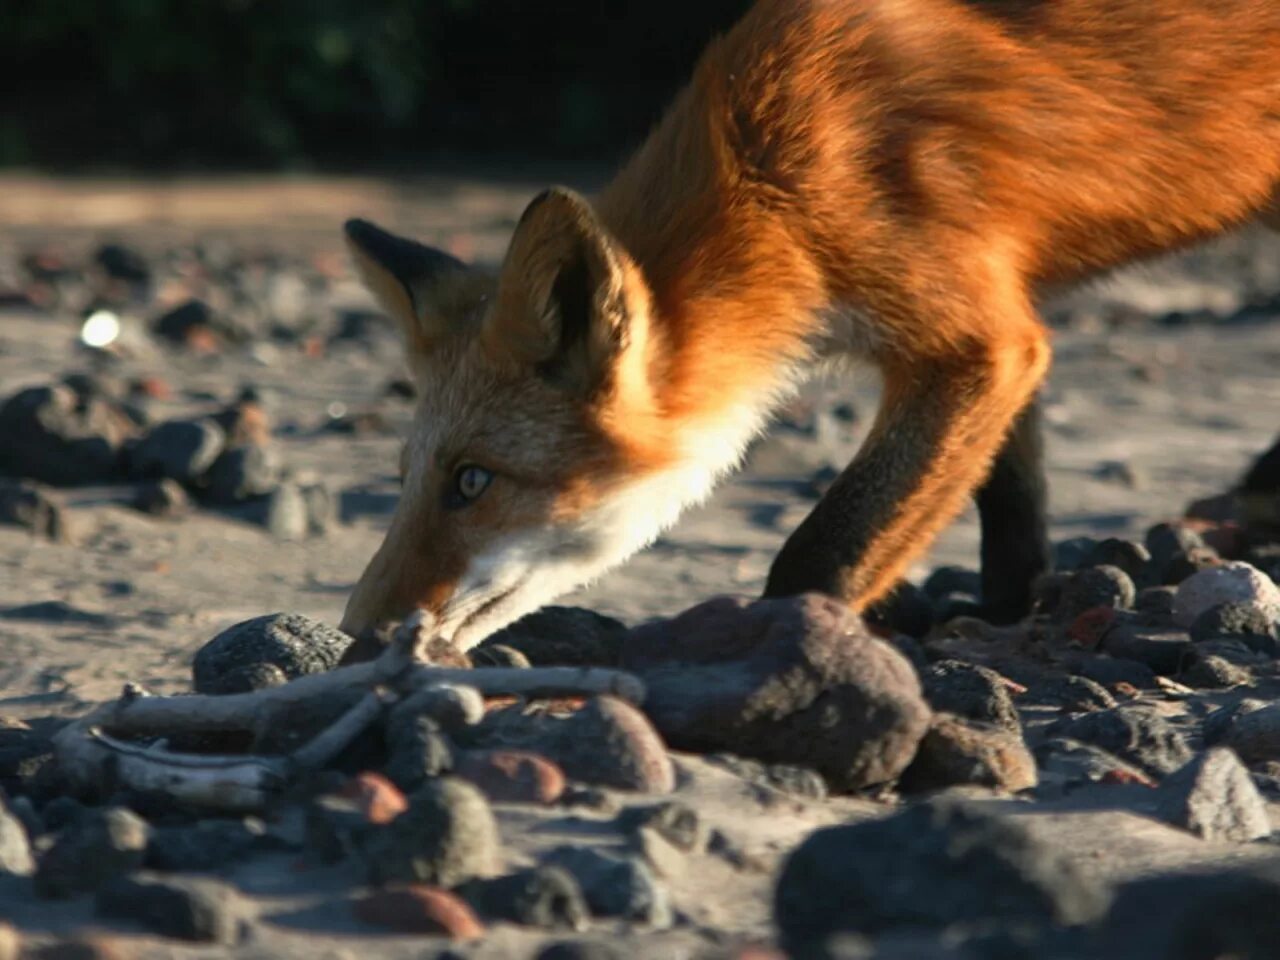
[1,175,1279,957]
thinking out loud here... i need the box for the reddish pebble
[1110,681,1140,699]
[339,772,408,824]
[184,325,221,354]
[130,376,172,400]
[454,750,566,805]
[1067,606,1117,648]
[354,886,485,939]
[1100,768,1156,788]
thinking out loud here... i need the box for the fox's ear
[343,219,472,354]
[487,187,646,394]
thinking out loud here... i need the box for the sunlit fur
[343,0,1280,649]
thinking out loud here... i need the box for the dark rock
[621,594,931,792]
[1134,585,1178,619]
[1145,523,1206,572]
[616,801,706,853]
[0,384,135,486]
[199,443,279,505]
[1026,675,1117,712]
[923,566,982,602]
[144,818,267,872]
[542,846,671,926]
[900,714,1037,793]
[468,696,674,794]
[151,300,237,346]
[192,612,354,694]
[130,478,189,518]
[1054,536,1098,573]
[1066,654,1158,691]
[306,794,376,864]
[1058,566,1135,619]
[1155,748,1270,842]
[1098,617,1193,675]
[478,607,628,667]
[923,660,1020,731]
[0,480,67,540]
[96,872,243,943]
[1161,546,1223,586]
[1189,602,1280,655]
[1181,653,1251,689]
[0,793,34,876]
[1097,863,1280,960]
[774,799,1110,948]
[1084,539,1152,586]
[40,796,86,831]
[1220,702,1280,763]
[706,754,828,800]
[464,866,590,930]
[0,717,56,797]
[127,419,224,484]
[35,807,150,898]
[362,778,499,888]
[1203,700,1267,747]
[865,581,934,639]
[536,943,625,960]
[1031,571,1070,616]
[94,244,150,286]
[1044,705,1192,777]
[1034,737,1156,790]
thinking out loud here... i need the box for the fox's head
[339,188,699,653]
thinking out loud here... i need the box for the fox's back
[607,0,1280,301]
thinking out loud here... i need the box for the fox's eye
[453,464,493,504]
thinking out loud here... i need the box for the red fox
[339,0,1280,656]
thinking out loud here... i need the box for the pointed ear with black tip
[486,187,649,395]
[343,218,472,354]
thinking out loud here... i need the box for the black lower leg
[975,395,1049,622]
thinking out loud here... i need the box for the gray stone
[923,660,1020,731]
[96,872,244,943]
[1034,737,1155,790]
[465,866,589,930]
[1026,675,1117,712]
[0,384,134,486]
[362,778,499,888]
[1156,748,1271,842]
[478,606,627,667]
[192,612,354,694]
[1173,562,1280,628]
[131,477,190,518]
[621,594,931,792]
[1044,705,1192,777]
[1189,601,1280,655]
[263,481,308,540]
[542,846,671,927]
[35,807,150,898]
[775,799,1110,948]
[200,443,279,505]
[616,801,706,853]
[0,479,67,540]
[1181,652,1251,689]
[1058,566,1136,619]
[144,818,268,872]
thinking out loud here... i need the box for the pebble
[706,754,828,800]
[35,807,150,898]
[622,594,931,792]
[542,846,672,927]
[131,478,190,518]
[454,750,566,805]
[535,944,625,960]
[1155,748,1271,842]
[144,818,267,872]
[1097,617,1193,675]
[1054,536,1098,573]
[362,778,499,888]
[0,794,34,875]
[1220,702,1280,763]
[0,479,67,540]
[263,480,309,540]
[471,696,674,794]
[1161,546,1223,585]
[478,606,628,667]
[353,885,484,939]
[1189,601,1280,654]
[95,872,244,943]
[1058,566,1136,619]
[923,660,1020,731]
[384,715,455,792]
[192,612,354,694]
[1180,652,1251,689]
[774,798,1110,949]
[464,866,590,930]
[1083,538,1152,586]
[0,716,55,799]
[616,801,707,853]
[899,714,1038,793]
[1173,562,1280,628]
[126,418,224,483]
[337,772,409,825]
[1033,737,1156,790]
[1044,705,1192,777]
[1145,523,1206,575]
[199,442,279,505]
[1027,675,1117,712]
[1134,585,1178,619]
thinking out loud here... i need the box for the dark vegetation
[3,0,748,170]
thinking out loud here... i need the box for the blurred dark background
[3,1,748,171]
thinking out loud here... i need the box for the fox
[338,0,1280,658]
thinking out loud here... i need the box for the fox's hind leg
[974,395,1049,623]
